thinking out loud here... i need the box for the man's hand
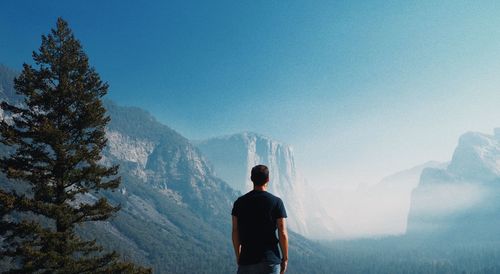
[280,258,288,274]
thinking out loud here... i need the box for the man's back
[232,165,288,274]
[232,190,287,265]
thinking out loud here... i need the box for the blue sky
[2,1,500,187]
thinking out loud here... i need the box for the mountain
[366,161,447,235]
[407,129,500,240]
[0,65,332,273]
[196,132,339,239]
[102,101,238,227]
[318,161,446,238]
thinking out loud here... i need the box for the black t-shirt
[231,190,287,265]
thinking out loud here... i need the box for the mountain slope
[103,101,237,226]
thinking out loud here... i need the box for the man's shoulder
[262,191,282,201]
[237,190,253,200]
[234,191,253,204]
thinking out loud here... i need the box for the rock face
[196,132,338,239]
[407,130,500,240]
[102,101,238,222]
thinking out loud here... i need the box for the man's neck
[253,184,267,192]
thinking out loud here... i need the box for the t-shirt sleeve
[273,198,287,219]
[231,199,239,217]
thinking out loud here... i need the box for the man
[231,165,289,274]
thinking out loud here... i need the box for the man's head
[251,165,269,186]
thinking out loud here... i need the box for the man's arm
[277,218,288,274]
[232,216,241,265]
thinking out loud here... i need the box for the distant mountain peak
[448,130,500,182]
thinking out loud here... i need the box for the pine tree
[0,18,151,273]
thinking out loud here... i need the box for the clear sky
[2,1,500,188]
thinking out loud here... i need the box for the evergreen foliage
[0,18,150,273]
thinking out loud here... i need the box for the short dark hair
[251,165,269,186]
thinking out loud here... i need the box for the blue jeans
[237,262,280,274]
